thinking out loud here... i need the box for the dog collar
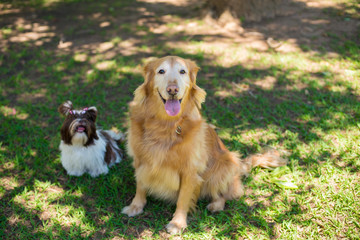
[175,126,182,135]
[175,117,185,135]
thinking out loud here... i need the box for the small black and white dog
[58,101,124,177]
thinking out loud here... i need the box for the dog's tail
[239,147,288,177]
[102,130,125,144]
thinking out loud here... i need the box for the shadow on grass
[1,0,359,238]
[1,0,359,60]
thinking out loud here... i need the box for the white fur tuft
[88,106,97,112]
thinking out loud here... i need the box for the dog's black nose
[167,84,179,96]
[79,119,87,125]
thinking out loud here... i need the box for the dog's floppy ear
[133,83,147,104]
[186,59,200,84]
[134,58,158,104]
[191,84,206,109]
[58,101,73,116]
[86,106,97,122]
[186,59,206,109]
[86,113,99,145]
[143,58,159,78]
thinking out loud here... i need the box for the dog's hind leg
[207,174,244,212]
[207,148,287,213]
[224,174,245,200]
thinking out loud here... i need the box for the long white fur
[59,130,122,177]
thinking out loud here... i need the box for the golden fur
[122,56,287,234]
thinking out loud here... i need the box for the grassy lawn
[1,0,359,239]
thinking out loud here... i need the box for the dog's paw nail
[121,205,143,217]
[166,222,186,235]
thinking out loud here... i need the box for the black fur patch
[101,130,124,165]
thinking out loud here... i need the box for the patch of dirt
[245,0,359,50]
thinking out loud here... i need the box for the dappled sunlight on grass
[11,182,96,236]
[0,0,359,238]
[0,105,29,120]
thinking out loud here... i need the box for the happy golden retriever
[122,56,287,234]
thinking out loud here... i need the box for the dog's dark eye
[158,69,165,74]
[180,69,186,74]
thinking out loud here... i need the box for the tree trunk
[205,0,285,22]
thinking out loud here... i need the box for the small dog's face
[58,101,98,146]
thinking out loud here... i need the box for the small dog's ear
[87,106,97,122]
[58,101,73,116]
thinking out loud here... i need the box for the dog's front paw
[121,205,144,217]
[88,171,105,178]
[67,171,84,177]
[166,221,187,235]
[88,168,108,178]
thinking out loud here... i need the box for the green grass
[1,0,360,239]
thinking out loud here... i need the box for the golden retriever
[122,56,287,234]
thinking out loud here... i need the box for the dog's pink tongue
[165,99,181,116]
[77,126,85,132]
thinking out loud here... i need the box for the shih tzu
[58,100,124,177]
